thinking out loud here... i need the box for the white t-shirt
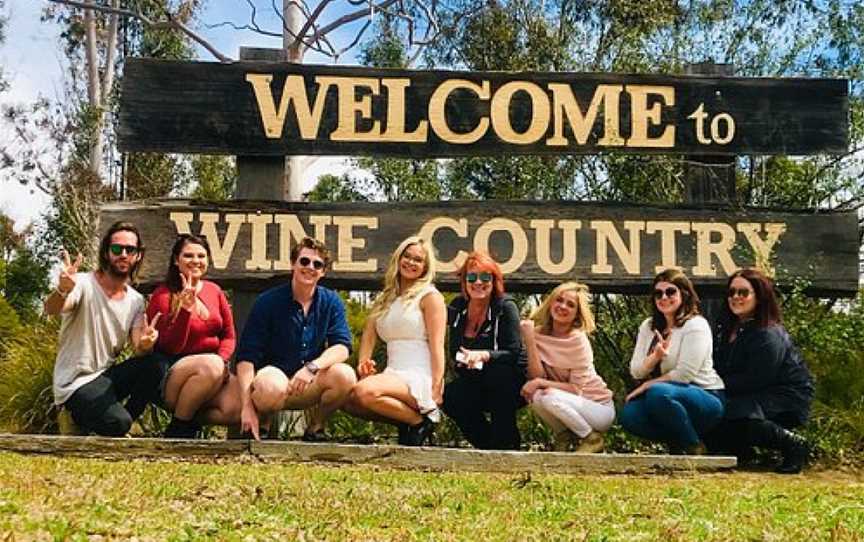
[52,272,145,405]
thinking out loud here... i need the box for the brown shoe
[57,409,83,436]
[552,430,578,452]
[574,431,605,453]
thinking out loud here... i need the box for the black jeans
[443,363,526,450]
[63,355,163,437]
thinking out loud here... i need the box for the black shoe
[776,431,809,474]
[404,417,434,447]
[302,428,328,442]
[397,423,410,445]
[163,417,200,439]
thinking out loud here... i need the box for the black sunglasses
[109,244,139,256]
[466,272,493,283]
[728,288,753,299]
[653,286,679,300]
[298,256,325,270]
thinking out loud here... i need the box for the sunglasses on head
[728,288,753,299]
[653,286,679,300]
[466,272,493,283]
[109,244,139,256]
[298,256,325,270]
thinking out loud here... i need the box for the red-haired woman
[707,269,814,474]
[442,251,526,450]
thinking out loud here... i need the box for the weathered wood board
[0,435,736,474]
[99,199,859,296]
[119,59,848,157]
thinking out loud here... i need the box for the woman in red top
[146,234,236,438]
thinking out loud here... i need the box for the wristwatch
[304,361,320,375]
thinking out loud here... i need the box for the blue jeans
[619,382,725,448]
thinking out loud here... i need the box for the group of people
[47,221,814,474]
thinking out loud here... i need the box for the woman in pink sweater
[146,234,236,438]
[520,282,614,453]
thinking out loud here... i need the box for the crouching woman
[520,282,614,452]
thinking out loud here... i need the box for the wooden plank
[0,434,248,458]
[0,434,735,473]
[249,441,737,474]
[99,199,860,296]
[118,59,849,157]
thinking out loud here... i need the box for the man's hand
[58,250,82,295]
[138,312,161,352]
[357,358,377,379]
[240,401,260,440]
[286,366,315,396]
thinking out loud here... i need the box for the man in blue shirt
[235,237,356,440]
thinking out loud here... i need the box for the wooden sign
[118,59,848,157]
[99,199,859,296]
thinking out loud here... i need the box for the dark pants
[64,355,163,437]
[443,363,526,450]
[619,382,725,449]
[705,413,803,457]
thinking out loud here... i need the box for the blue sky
[0,1,366,230]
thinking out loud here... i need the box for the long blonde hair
[530,281,596,335]
[369,236,437,318]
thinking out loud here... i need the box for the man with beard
[45,221,161,436]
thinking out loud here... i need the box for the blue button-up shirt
[236,284,352,377]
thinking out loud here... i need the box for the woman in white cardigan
[619,269,725,454]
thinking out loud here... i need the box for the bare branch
[312,0,399,42]
[48,0,233,63]
[292,0,332,53]
[101,0,120,105]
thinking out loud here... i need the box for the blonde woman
[520,282,614,453]
[346,236,446,446]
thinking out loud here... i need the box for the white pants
[531,388,615,438]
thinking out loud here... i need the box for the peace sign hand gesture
[177,272,197,311]
[58,249,82,295]
[138,312,162,352]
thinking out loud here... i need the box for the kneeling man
[46,221,160,436]
[236,237,356,440]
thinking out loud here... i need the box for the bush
[0,319,58,433]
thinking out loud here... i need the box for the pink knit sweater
[535,331,613,403]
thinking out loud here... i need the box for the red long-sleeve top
[146,280,236,361]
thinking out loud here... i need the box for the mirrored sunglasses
[109,244,139,256]
[466,272,493,283]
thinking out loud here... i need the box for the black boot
[163,416,200,439]
[397,423,410,445]
[404,417,434,447]
[746,419,809,474]
[776,430,809,474]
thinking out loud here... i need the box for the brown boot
[552,430,578,452]
[685,441,708,456]
[574,431,605,453]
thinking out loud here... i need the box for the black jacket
[714,322,814,424]
[447,295,527,371]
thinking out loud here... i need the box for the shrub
[0,319,58,433]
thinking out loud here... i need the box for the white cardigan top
[629,315,724,390]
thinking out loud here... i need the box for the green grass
[0,453,863,540]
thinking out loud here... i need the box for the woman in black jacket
[707,268,814,474]
[442,251,526,450]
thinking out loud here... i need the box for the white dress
[376,284,441,421]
